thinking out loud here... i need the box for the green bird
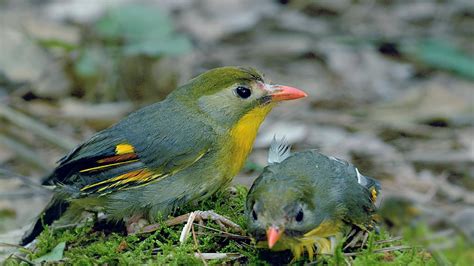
[246,139,380,260]
[21,66,307,245]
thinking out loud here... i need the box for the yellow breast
[227,104,274,177]
[257,220,343,260]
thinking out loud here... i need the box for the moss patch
[4,186,470,265]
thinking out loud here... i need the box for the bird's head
[246,156,325,250]
[171,66,307,127]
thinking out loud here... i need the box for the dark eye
[295,209,304,222]
[252,209,258,220]
[235,86,252,99]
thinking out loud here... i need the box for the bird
[21,66,307,245]
[246,138,380,260]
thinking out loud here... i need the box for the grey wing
[44,102,215,196]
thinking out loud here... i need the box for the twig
[6,254,35,265]
[143,211,243,235]
[353,236,403,247]
[195,211,243,233]
[374,236,403,245]
[193,223,249,240]
[0,105,77,151]
[194,253,242,260]
[192,224,208,266]
[344,231,365,250]
[372,245,415,253]
[0,242,23,248]
[51,223,82,230]
[140,213,194,233]
[360,232,369,248]
[344,245,414,256]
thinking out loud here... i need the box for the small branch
[374,236,403,245]
[192,224,208,266]
[344,245,415,256]
[51,223,82,230]
[0,242,23,248]
[142,211,243,235]
[194,253,242,260]
[6,254,35,265]
[193,223,249,240]
[140,213,193,233]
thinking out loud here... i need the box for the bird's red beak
[266,225,283,249]
[266,84,307,102]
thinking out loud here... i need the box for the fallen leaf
[33,242,66,263]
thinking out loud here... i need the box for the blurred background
[0,0,473,262]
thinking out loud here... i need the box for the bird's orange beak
[266,225,284,249]
[266,84,307,102]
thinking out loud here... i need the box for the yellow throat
[227,104,274,176]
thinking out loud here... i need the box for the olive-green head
[169,66,307,127]
[246,152,329,249]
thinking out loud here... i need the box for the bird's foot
[343,229,369,250]
[125,214,149,235]
[138,210,242,243]
[178,210,242,244]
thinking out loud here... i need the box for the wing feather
[45,103,215,197]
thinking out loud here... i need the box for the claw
[178,210,242,244]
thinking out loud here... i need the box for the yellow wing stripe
[81,168,163,192]
[115,143,135,154]
[96,170,161,192]
[79,159,139,173]
[370,187,377,202]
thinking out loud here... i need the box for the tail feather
[353,168,381,205]
[268,136,291,164]
[20,198,69,246]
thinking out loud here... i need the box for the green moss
[5,186,470,265]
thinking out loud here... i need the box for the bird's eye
[252,209,258,220]
[235,86,252,99]
[295,209,304,222]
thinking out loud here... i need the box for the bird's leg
[178,210,243,244]
[126,214,149,235]
[343,230,366,249]
[139,210,242,240]
[198,218,204,234]
[193,210,242,232]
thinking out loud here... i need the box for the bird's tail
[364,175,381,195]
[20,197,70,246]
[267,136,292,164]
[354,168,381,204]
[367,176,381,204]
